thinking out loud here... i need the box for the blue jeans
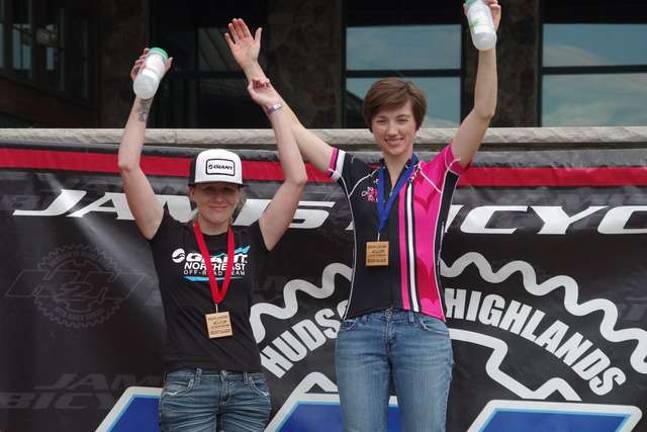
[159,369,271,432]
[335,309,453,432]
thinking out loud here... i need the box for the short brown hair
[361,78,427,130]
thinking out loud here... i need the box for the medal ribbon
[193,220,235,305]
[376,154,418,234]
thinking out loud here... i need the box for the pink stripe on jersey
[398,186,411,310]
[445,142,469,175]
[413,167,446,319]
[328,148,339,176]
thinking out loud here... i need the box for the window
[0,111,31,127]
[0,1,94,100]
[346,76,460,128]
[65,13,89,99]
[192,26,266,127]
[541,1,647,126]
[151,0,269,128]
[198,27,238,72]
[41,0,63,90]
[345,2,462,128]
[12,0,31,77]
[0,0,4,68]
[153,25,267,128]
[542,72,647,127]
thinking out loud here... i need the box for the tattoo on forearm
[137,98,153,122]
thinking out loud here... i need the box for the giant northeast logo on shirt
[170,246,251,281]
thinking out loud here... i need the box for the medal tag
[205,311,233,338]
[366,241,389,267]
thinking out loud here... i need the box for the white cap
[189,149,244,186]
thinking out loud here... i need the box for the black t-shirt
[149,211,268,373]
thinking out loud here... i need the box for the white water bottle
[465,0,497,51]
[133,47,169,99]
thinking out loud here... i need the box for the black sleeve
[328,148,372,196]
[246,221,270,294]
[247,220,269,258]
[148,208,181,247]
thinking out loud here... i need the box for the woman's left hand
[486,0,502,32]
[464,0,502,32]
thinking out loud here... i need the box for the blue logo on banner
[275,402,400,431]
[469,400,642,432]
[482,410,626,432]
[98,387,642,432]
[96,387,161,432]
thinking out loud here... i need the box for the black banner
[1,143,646,431]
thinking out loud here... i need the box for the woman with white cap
[118,49,307,431]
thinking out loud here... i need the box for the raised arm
[247,78,308,251]
[118,49,173,239]
[452,0,500,167]
[225,18,334,174]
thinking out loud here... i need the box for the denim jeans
[335,308,453,432]
[159,368,271,432]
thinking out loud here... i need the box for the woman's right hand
[129,48,174,82]
[130,48,149,82]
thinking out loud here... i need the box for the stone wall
[98,0,149,127]
[2,127,644,151]
[266,0,343,128]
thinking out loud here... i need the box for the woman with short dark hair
[227,1,500,429]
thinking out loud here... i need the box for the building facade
[0,0,645,128]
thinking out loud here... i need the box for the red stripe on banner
[459,167,647,187]
[0,148,331,182]
[241,161,331,182]
[2,148,647,186]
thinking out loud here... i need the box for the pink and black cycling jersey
[328,144,468,321]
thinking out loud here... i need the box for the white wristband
[265,103,283,115]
